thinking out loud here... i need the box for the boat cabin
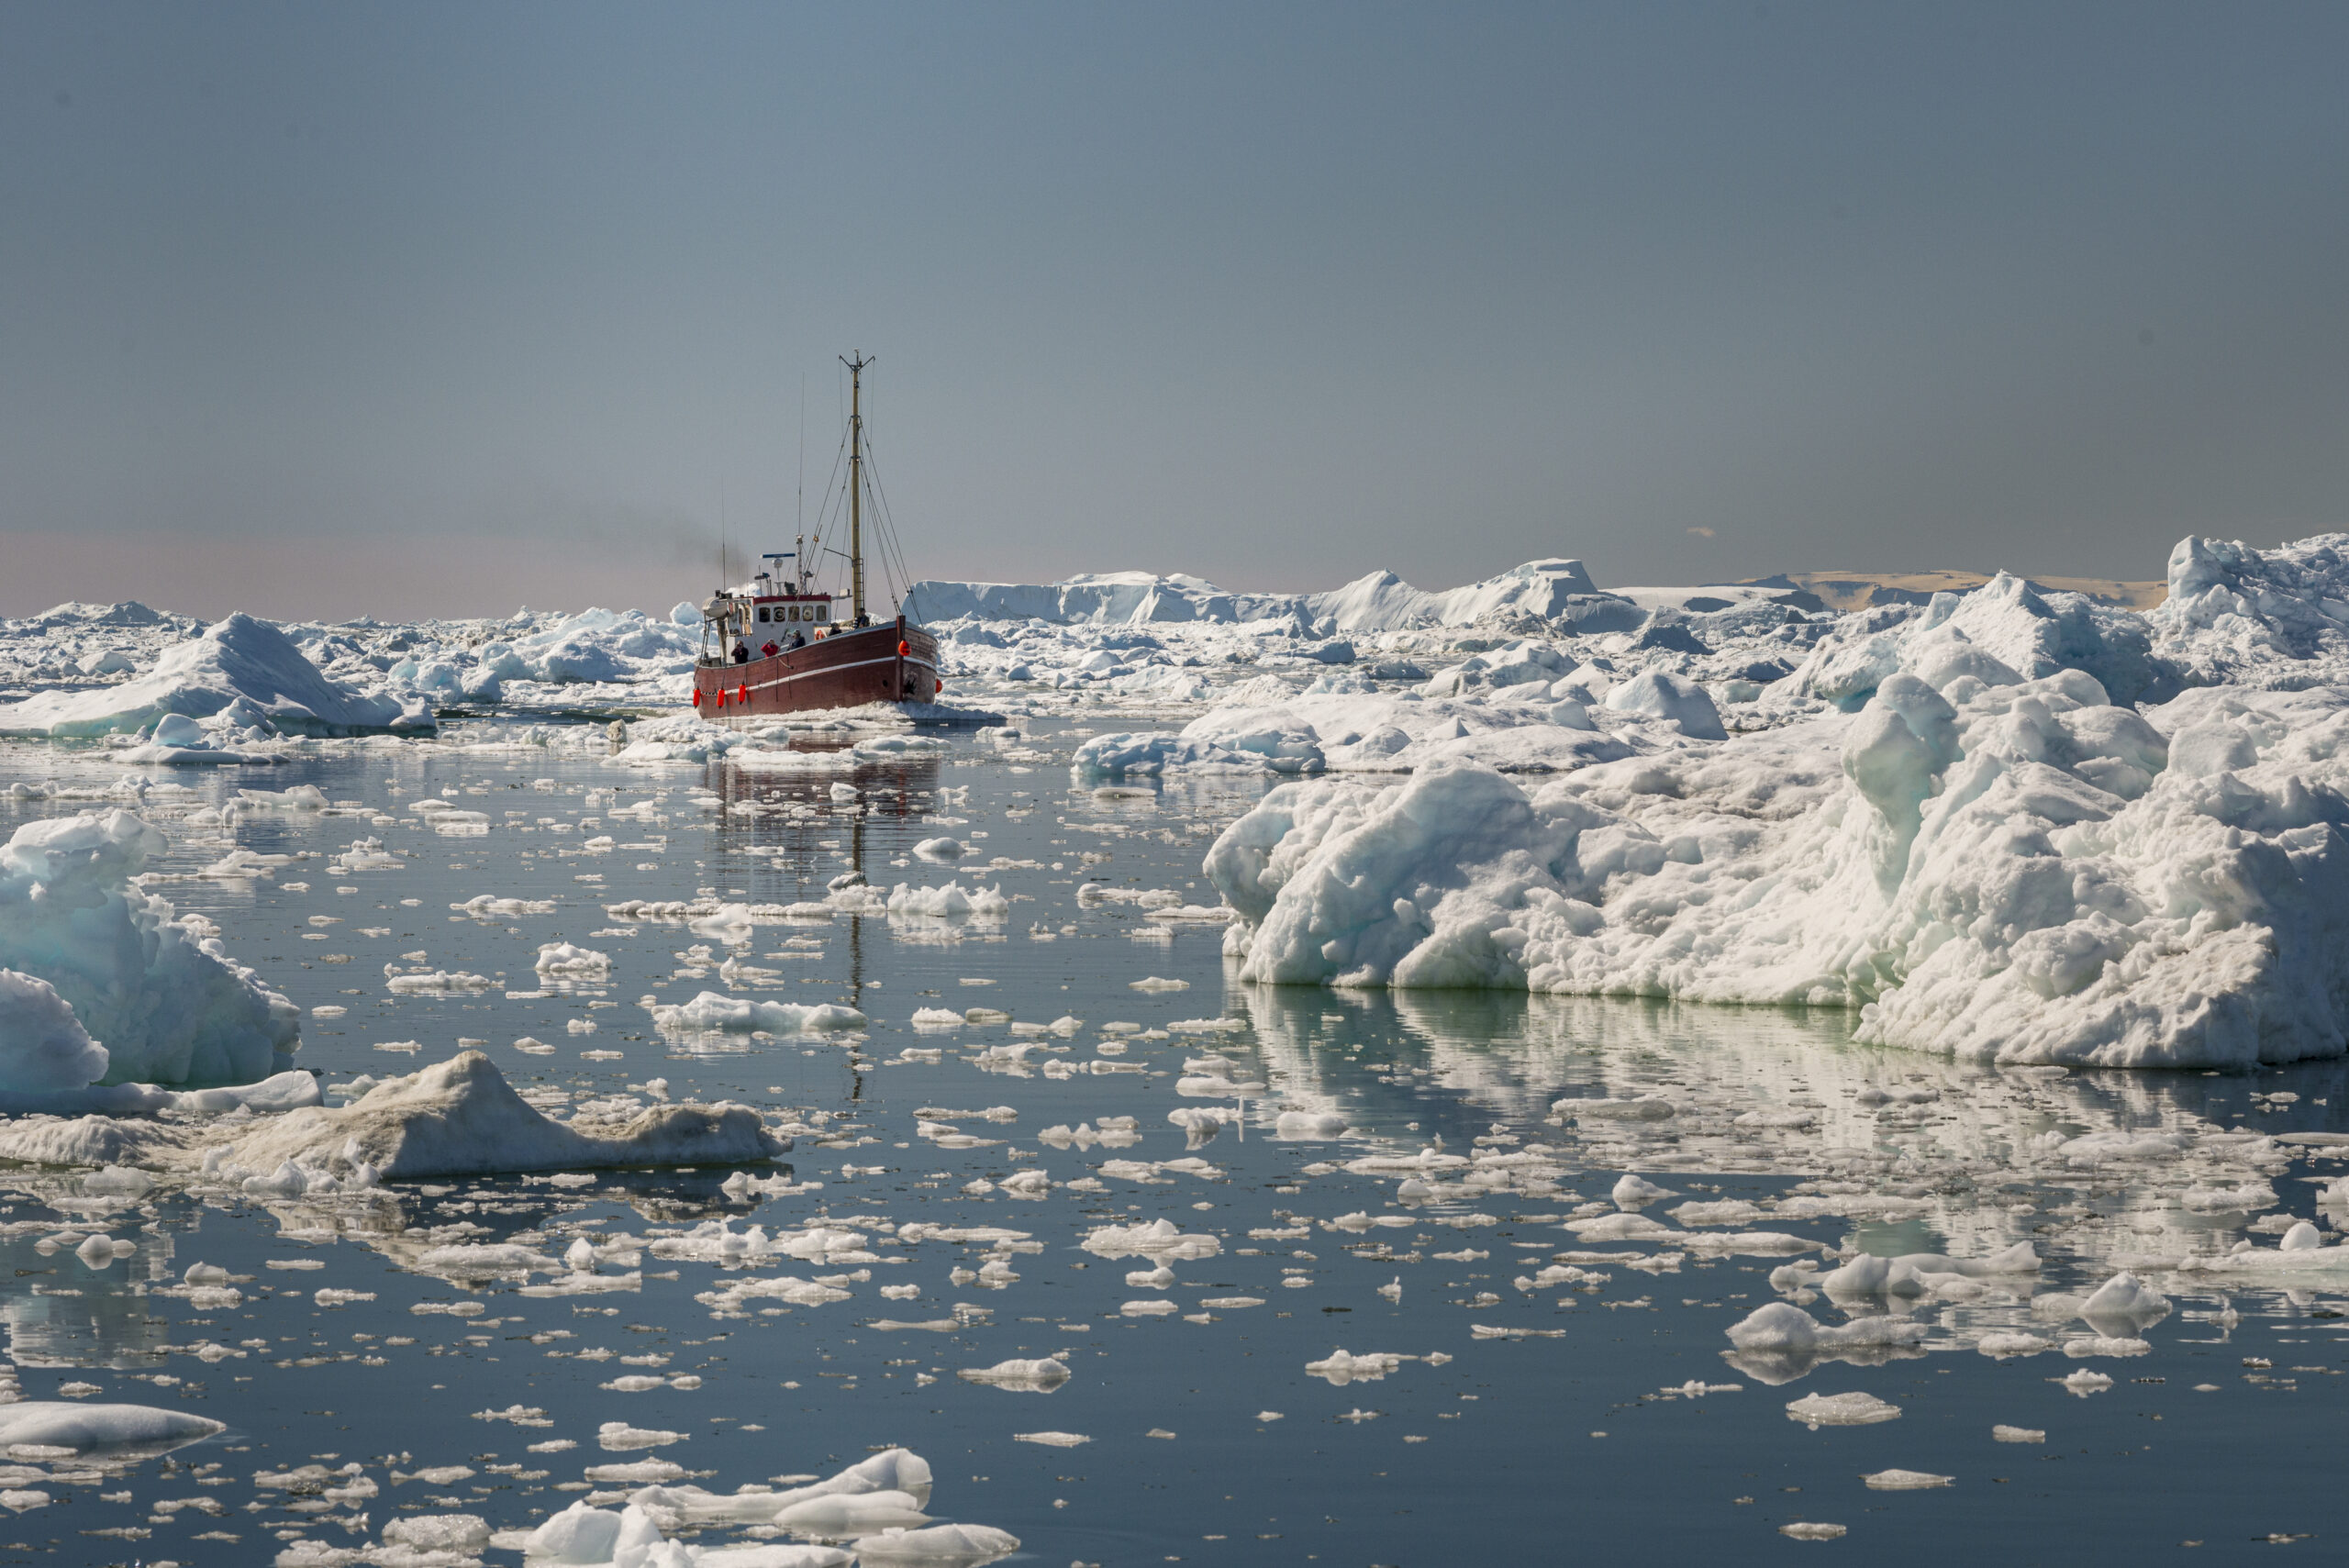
[701,555,856,664]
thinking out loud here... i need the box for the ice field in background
[0,535,2347,1559]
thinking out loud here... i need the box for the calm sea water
[0,718,2345,1566]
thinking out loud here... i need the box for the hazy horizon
[0,526,2192,627]
[5,2,2344,620]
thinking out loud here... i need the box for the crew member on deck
[731,640,751,663]
[761,639,780,658]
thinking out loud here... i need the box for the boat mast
[841,351,873,626]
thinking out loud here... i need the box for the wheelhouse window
[814,604,829,622]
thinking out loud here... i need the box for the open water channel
[0,717,2343,1565]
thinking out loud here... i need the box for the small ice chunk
[384,1515,491,1554]
[852,1523,1021,1562]
[956,1359,1069,1392]
[1611,1173,1673,1206]
[1726,1302,1928,1354]
[536,942,613,974]
[1274,1109,1351,1140]
[1305,1349,1404,1385]
[1785,1392,1900,1429]
[2080,1271,2168,1325]
[1864,1469,1954,1490]
[1976,1332,2053,1359]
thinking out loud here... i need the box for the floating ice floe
[886,883,1010,919]
[1816,1243,2040,1298]
[0,1051,783,1183]
[1722,1303,1932,1383]
[536,941,613,974]
[1784,1391,1902,1428]
[0,809,298,1091]
[509,1451,1013,1564]
[0,1401,223,1455]
[1081,1218,1221,1261]
[649,993,868,1035]
[1305,1349,1406,1385]
[223,1052,783,1178]
[955,1358,1070,1392]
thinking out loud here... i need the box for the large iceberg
[1208,666,2349,1068]
[0,810,298,1086]
[0,613,425,737]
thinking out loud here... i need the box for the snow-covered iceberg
[0,613,426,737]
[1208,665,2349,1068]
[0,809,299,1087]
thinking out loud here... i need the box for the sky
[2,1,2345,620]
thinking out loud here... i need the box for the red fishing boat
[690,354,942,721]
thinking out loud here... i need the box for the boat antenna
[796,371,809,594]
[841,351,873,626]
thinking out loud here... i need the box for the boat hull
[692,617,941,722]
